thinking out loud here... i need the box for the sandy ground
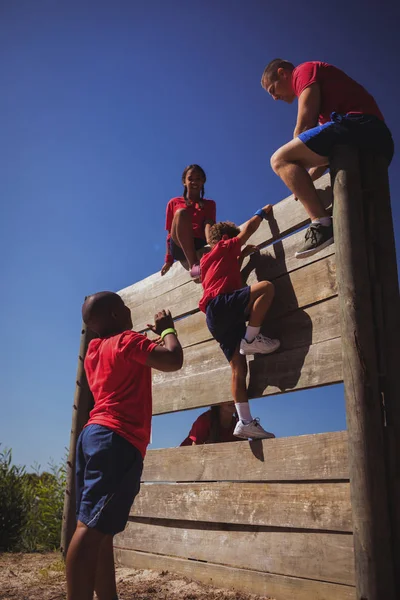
[0,552,272,600]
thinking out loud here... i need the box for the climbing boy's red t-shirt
[84,331,157,458]
[199,236,243,313]
[180,410,239,445]
[292,61,384,124]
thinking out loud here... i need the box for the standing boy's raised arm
[237,204,272,245]
[145,309,183,372]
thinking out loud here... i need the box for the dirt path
[0,552,271,600]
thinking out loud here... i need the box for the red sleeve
[292,62,319,97]
[165,199,174,231]
[188,412,211,444]
[223,236,242,259]
[118,331,157,366]
[204,200,216,223]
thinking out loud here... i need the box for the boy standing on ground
[199,205,280,440]
[66,292,183,600]
[261,59,394,258]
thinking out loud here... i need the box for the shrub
[0,447,30,551]
[0,446,66,552]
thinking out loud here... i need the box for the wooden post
[330,145,396,600]
[61,320,95,557]
[359,153,400,592]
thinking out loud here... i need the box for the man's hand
[147,309,175,336]
[161,262,171,276]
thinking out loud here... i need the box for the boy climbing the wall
[66,292,183,600]
[199,205,280,440]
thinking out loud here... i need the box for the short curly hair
[208,221,240,246]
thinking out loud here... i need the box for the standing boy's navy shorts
[206,286,251,362]
[169,237,207,261]
[76,424,143,535]
[298,113,394,164]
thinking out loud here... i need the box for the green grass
[0,446,66,552]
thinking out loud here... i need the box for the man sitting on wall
[261,59,394,258]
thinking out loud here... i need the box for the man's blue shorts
[298,113,394,164]
[76,424,143,536]
[206,286,251,362]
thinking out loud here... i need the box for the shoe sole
[234,432,276,440]
[295,236,334,259]
[239,342,281,356]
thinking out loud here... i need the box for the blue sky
[1,1,398,469]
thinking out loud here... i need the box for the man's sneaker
[234,418,276,440]
[240,334,280,356]
[189,263,201,281]
[295,222,334,259]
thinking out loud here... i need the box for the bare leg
[171,208,198,268]
[230,347,248,404]
[247,281,275,326]
[271,138,329,220]
[94,535,117,600]
[230,346,275,439]
[66,521,105,600]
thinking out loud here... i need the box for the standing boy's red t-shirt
[84,331,157,458]
[199,236,243,313]
[292,61,384,124]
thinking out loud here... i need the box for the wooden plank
[241,231,335,283]
[127,234,335,336]
[360,152,400,595]
[115,548,356,600]
[152,336,342,415]
[142,431,349,482]
[118,176,333,332]
[131,481,352,531]
[61,322,95,557]
[249,173,332,247]
[331,146,396,599]
[115,520,354,585]
[163,294,339,350]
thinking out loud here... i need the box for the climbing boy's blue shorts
[76,424,143,535]
[206,286,251,362]
[298,113,394,164]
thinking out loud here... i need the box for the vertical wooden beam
[359,153,400,592]
[330,145,396,600]
[61,320,95,557]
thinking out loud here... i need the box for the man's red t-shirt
[165,197,216,262]
[292,61,384,124]
[84,331,157,458]
[180,409,239,445]
[199,236,243,313]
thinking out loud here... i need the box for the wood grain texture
[115,548,356,600]
[142,431,349,482]
[161,294,339,350]
[331,146,396,599]
[152,336,342,415]
[130,481,352,531]
[115,520,354,585]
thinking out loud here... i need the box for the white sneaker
[234,418,276,440]
[239,334,280,356]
